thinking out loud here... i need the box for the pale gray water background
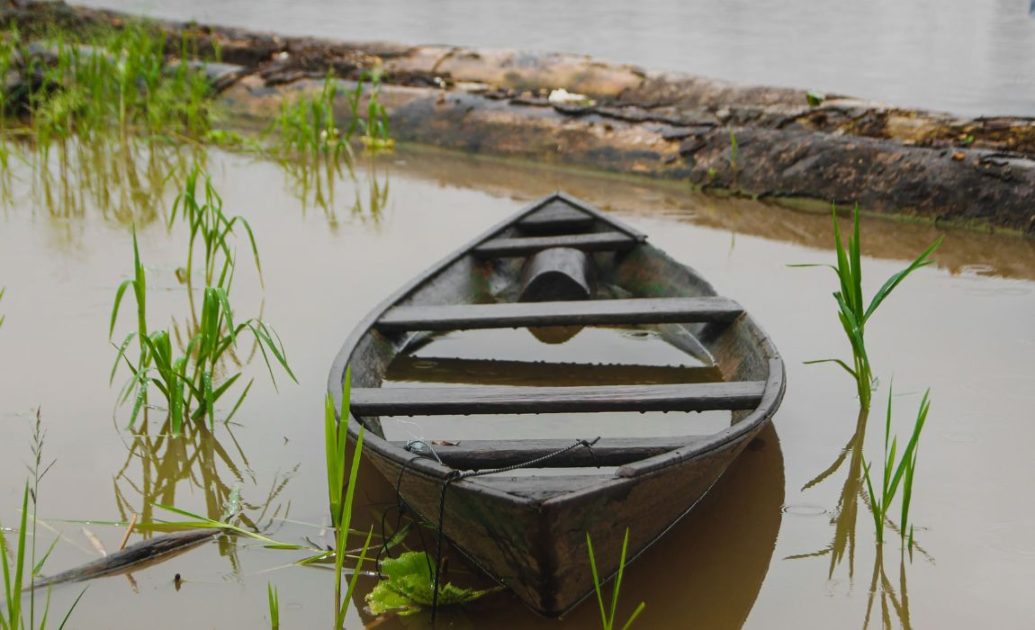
[79,0,1035,117]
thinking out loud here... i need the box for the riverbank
[6,1,1035,235]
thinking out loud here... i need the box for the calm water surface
[80,0,1035,117]
[0,146,1033,628]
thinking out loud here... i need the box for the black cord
[427,436,600,624]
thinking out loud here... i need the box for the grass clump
[586,529,645,630]
[109,169,295,434]
[793,205,941,409]
[863,386,931,548]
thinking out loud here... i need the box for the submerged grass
[863,386,931,548]
[587,529,645,630]
[792,205,941,409]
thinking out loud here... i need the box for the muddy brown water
[0,145,1034,628]
[80,0,1035,117]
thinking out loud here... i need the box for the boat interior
[337,193,781,490]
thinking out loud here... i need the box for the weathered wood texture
[385,356,723,386]
[389,436,701,469]
[517,201,595,234]
[324,191,786,617]
[351,381,764,415]
[519,247,594,302]
[377,297,743,331]
[474,231,637,257]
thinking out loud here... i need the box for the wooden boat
[328,192,785,616]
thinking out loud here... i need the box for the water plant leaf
[365,551,498,616]
[863,237,942,324]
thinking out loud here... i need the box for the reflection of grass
[792,205,940,409]
[863,546,912,630]
[112,416,298,561]
[0,22,214,221]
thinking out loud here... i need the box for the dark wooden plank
[474,231,636,257]
[518,202,594,234]
[470,474,614,502]
[351,381,764,415]
[385,356,723,387]
[389,436,701,469]
[377,297,743,331]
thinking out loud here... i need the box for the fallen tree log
[4,1,1035,235]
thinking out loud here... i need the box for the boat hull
[364,420,769,616]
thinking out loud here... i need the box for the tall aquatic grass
[110,173,294,434]
[0,23,217,221]
[170,165,263,292]
[272,72,350,162]
[1,415,85,630]
[586,529,645,630]
[325,370,372,627]
[863,386,931,547]
[793,205,941,409]
[270,69,394,161]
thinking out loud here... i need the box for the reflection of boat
[329,192,785,616]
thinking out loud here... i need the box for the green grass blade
[862,461,883,543]
[56,587,87,630]
[267,583,279,629]
[586,532,608,630]
[863,236,942,323]
[325,392,342,527]
[621,602,646,630]
[109,278,135,338]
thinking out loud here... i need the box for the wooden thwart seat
[351,381,765,416]
[388,436,702,469]
[385,356,723,387]
[517,203,595,234]
[377,296,743,331]
[474,231,637,257]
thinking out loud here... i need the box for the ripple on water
[781,503,829,517]
[987,522,1035,559]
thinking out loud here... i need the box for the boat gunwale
[327,192,784,497]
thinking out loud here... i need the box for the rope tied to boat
[427,436,602,622]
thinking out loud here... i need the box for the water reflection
[279,147,390,228]
[863,547,912,630]
[789,408,870,579]
[28,135,203,224]
[112,417,297,572]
